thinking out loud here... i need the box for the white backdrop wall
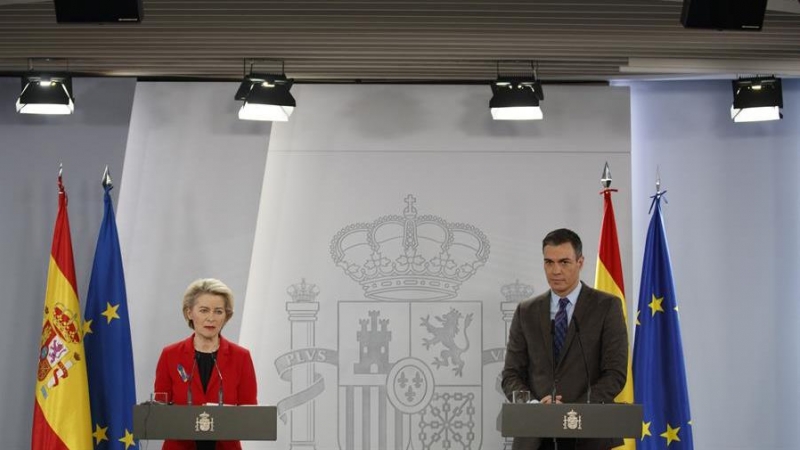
[0,77,136,449]
[116,82,272,404]
[239,84,633,450]
[630,79,800,450]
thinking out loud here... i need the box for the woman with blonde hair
[154,278,257,450]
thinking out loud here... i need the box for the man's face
[543,242,584,297]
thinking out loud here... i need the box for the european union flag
[632,192,693,449]
[84,175,137,450]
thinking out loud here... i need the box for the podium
[501,403,642,438]
[133,404,277,441]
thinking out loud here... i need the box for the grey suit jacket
[501,282,628,450]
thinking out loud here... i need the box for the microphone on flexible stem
[212,354,224,406]
[550,319,558,450]
[550,319,558,402]
[572,317,592,404]
[187,354,198,406]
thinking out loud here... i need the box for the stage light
[731,76,782,123]
[490,77,544,120]
[16,73,74,115]
[235,62,295,122]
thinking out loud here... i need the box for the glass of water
[512,389,531,404]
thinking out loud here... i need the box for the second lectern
[133,404,277,441]
[501,403,642,439]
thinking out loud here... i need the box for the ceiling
[1,0,800,83]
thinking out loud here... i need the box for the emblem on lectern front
[196,411,214,432]
[563,410,582,430]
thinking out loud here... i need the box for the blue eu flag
[633,193,693,449]
[84,179,137,449]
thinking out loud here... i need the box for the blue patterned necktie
[553,297,570,362]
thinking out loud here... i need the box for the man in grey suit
[502,228,628,450]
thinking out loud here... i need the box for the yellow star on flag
[83,319,93,336]
[641,421,652,440]
[660,423,681,446]
[92,424,108,444]
[119,429,136,450]
[101,302,121,324]
[648,294,665,317]
[636,309,641,326]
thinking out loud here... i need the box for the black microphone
[186,355,197,406]
[550,321,559,450]
[212,353,224,406]
[550,319,558,402]
[572,317,592,404]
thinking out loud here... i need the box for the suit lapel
[571,282,593,332]
[536,291,556,372]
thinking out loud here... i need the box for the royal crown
[52,302,81,343]
[287,278,320,302]
[330,194,490,301]
[501,280,535,303]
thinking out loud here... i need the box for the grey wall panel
[0,76,135,449]
[631,79,800,450]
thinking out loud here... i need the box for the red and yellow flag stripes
[594,188,635,450]
[32,176,92,450]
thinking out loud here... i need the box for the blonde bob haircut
[182,278,234,330]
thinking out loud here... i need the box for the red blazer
[154,334,258,450]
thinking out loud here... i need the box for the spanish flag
[594,186,635,450]
[32,173,92,450]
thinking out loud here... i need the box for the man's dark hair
[542,228,583,259]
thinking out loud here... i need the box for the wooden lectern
[133,404,277,441]
[501,403,642,439]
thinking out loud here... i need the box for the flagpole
[633,175,694,449]
[84,166,138,450]
[32,166,93,450]
[594,162,635,450]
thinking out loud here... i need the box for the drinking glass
[512,389,531,404]
[150,392,168,404]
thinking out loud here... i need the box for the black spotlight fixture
[680,0,768,31]
[234,59,295,122]
[490,61,544,121]
[16,72,74,115]
[731,76,782,123]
